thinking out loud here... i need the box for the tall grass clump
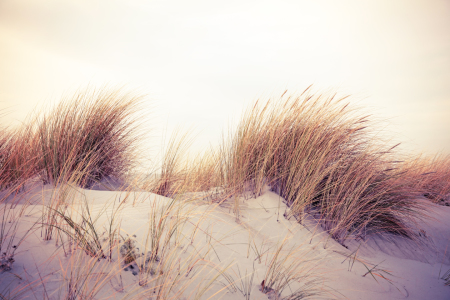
[222,88,427,243]
[36,88,145,188]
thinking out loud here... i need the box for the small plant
[42,181,128,260]
[182,148,223,195]
[235,264,256,300]
[116,194,232,299]
[120,234,138,265]
[137,197,189,286]
[0,203,19,272]
[248,233,270,264]
[335,247,403,295]
[57,247,122,300]
[261,238,324,299]
[41,180,79,242]
[104,196,126,260]
[0,130,38,291]
[49,198,109,259]
[0,251,14,272]
[0,271,46,300]
[0,187,37,273]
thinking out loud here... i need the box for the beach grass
[400,154,450,205]
[35,88,144,188]
[209,88,429,244]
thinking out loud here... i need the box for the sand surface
[1,184,449,299]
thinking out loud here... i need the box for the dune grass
[151,128,193,197]
[182,149,223,195]
[212,89,428,244]
[0,124,40,273]
[400,154,450,205]
[0,125,39,192]
[35,88,144,188]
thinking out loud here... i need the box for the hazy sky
[1,0,449,156]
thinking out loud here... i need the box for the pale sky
[1,0,449,157]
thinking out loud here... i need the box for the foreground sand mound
[1,185,449,299]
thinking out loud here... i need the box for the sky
[0,0,449,158]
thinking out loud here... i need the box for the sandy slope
[1,185,449,299]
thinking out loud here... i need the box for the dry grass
[151,128,193,197]
[0,125,39,192]
[231,263,256,300]
[216,89,428,244]
[335,247,399,291]
[56,248,124,300]
[261,238,325,299]
[0,125,39,273]
[442,268,450,286]
[182,149,223,195]
[400,154,450,205]
[41,180,79,242]
[0,190,37,273]
[137,197,187,279]
[145,128,225,202]
[133,196,219,299]
[0,203,36,273]
[35,88,145,188]
[34,174,231,299]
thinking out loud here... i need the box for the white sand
[1,183,449,299]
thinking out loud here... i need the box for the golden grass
[0,125,39,192]
[151,128,193,197]
[213,88,429,244]
[0,125,39,274]
[182,149,223,195]
[400,154,450,205]
[35,88,145,188]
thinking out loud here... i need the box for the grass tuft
[35,88,145,188]
[217,89,428,243]
[261,237,325,299]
